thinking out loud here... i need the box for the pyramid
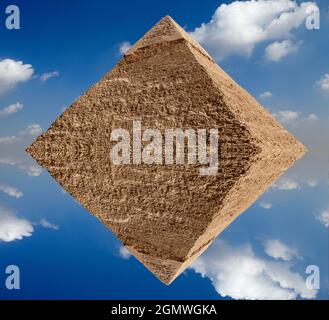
[26,16,306,284]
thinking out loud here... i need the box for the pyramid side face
[26,16,306,284]
[187,42,306,156]
[182,42,307,259]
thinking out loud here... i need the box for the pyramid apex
[125,16,213,61]
[161,15,177,24]
[162,15,174,20]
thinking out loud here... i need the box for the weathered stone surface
[26,16,306,284]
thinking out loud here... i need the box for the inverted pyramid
[27,16,306,284]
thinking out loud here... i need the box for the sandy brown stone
[26,16,306,284]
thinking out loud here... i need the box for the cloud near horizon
[272,177,300,190]
[272,110,319,125]
[0,124,43,176]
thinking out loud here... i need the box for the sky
[0,0,328,299]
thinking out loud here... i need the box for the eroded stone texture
[27,16,306,284]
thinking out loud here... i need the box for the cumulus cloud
[0,183,23,198]
[259,91,273,99]
[287,115,329,185]
[264,40,300,61]
[0,59,34,96]
[272,110,318,125]
[259,202,273,209]
[0,102,23,117]
[0,158,42,176]
[190,0,316,60]
[19,124,42,137]
[317,210,329,227]
[272,177,300,190]
[0,124,42,143]
[316,74,329,92]
[263,239,299,261]
[39,71,60,82]
[191,240,317,300]
[39,219,59,230]
[305,113,319,121]
[273,110,299,124]
[261,112,327,203]
[0,136,19,144]
[306,180,318,187]
[119,41,132,55]
[0,206,34,242]
[0,124,43,176]
[119,246,132,259]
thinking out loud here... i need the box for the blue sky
[0,0,328,299]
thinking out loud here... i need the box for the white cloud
[0,158,42,176]
[305,113,318,121]
[259,202,273,209]
[190,0,316,60]
[263,239,299,261]
[19,124,42,136]
[0,206,33,242]
[259,91,273,99]
[271,175,319,191]
[264,40,300,62]
[316,74,329,92]
[0,124,43,176]
[0,102,23,117]
[272,177,300,190]
[306,180,318,187]
[285,117,329,185]
[119,41,132,55]
[0,59,34,96]
[0,183,23,198]
[23,165,42,176]
[0,136,18,144]
[317,210,329,227]
[272,110,319,126]
[39,71,60,82]
[191,240,317,300]
[119,246,132,259]
[39,219,59,230]
[0,123,42,145]
[273,110,299,124]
